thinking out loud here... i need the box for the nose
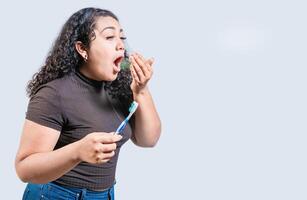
[116,39,125,51]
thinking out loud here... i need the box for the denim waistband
[46,182,114,199]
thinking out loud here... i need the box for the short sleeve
[26,85,64,131]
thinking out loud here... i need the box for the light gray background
[1,0,306,199]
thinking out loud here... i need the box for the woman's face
[82,16,126,81]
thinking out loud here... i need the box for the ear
[75,41,88,59]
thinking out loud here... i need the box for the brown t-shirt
[26,70,133,191]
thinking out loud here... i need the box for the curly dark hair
[27,7,133,111]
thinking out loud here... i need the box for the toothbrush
[115,101,139,135]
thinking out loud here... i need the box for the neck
[79,64,100,81]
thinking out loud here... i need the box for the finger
[130,56,146,83]
[146,57,154,66]
[133,53,150,77]
[146,57,154,72]
[131,55,145,82]
[94,142,104,153]
[138,54,154,67]
[100,158,111,163]
[96,154,105,164]
[103,151,116,159]
[98,151,115,160]
[138,54,153,74]
[96,157,110,164]
[98,133,122,143]
[96,150,116,163]
[130,66,140,83]
[101,143,117,152]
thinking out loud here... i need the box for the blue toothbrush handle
[115,119,128,134]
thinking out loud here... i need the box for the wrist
[132,87,150,100]
[71,140,82,163]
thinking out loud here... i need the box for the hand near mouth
[129,52,154,95]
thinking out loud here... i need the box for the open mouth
[114,56,124,68]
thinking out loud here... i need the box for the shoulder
[32,75,72,99]
[26,77,70,131]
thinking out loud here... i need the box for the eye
[120,37,127,41]
[106,36,115,40]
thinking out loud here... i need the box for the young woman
[15,7,161,200]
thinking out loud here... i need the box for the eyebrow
[100,26,123,33]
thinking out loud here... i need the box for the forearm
[133,88,161,147]
[16,141,81,184]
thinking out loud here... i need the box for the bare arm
[129,53,162,147]
[15,120,81,183]
[15,120,122,183]
[131,88,161,147]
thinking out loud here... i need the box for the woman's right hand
[76,132,122,164]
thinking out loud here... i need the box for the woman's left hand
[129,53,154,95]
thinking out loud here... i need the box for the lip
[113,55,124,72]
[114,55,124,63]
[113,63,121,73]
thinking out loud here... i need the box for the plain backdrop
[1,0,306,199]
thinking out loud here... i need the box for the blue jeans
[22,182,115,200]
